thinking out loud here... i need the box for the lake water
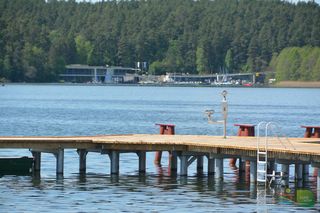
[0,84,320,212]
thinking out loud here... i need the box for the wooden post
[295,163,303,187]
[303,164,309,182]
[137,151,146,173]
[197,156,203,174]
[238,158,245,176]
[170,151,178,175]
[77,149,88,173]
[55,148,64,175]
[208,157,215,175]
[281,164,290,186]
[250,160,257,183]
[110,151,119,175]
[295,163,303,181]
[180,155,188,176]
[32,151,41,172]
[215,158,223,180]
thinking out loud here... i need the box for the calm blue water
[0,84,320,212]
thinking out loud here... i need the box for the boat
[0,156,33,175]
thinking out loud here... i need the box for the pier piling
[281,164,290,186]
[55,148,64,175]
[109,151,120,175]
[137,151,146,173]
[197,156,204,174]
[303,164,310,183]
[207,157,215,175]
[179,155,188,176]
[77,149,88,173]
[250,160,257,183]
[170,151,178,174]
[215,157,224,180]
[31,151,41,172]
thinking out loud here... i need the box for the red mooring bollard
[301,125,320,138]
[154,124,175,165]
[230,124,256,166]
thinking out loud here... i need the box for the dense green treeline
[271,46,320,81]
[0,0,319,82]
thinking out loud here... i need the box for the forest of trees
[0,0,319,82]
[271,46,320,81]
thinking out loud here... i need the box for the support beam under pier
[215,158,224,180]
[30,149,64,175]
[179,155,188,176]
[295,163,303,187]
[31,151,41,172]
[170,151,177,175]
[303,164,310,183]
[55,148,64,175]
[137,151,146,173]
[109,151,120,175]
[281,164,290,186]
[197,156,204,174]
[250,160,257,183]
[207,157,215,176]
[77,149,88,173]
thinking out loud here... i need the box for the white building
[60,64,140,83]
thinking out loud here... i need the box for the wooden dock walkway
[1,134,320,185]
[1,134,320,160]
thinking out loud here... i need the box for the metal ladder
[256,122,295,186]
[256,122,269,185]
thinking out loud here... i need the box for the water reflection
[1,86,320,211]
[1,166,319,211]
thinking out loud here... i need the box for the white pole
[221,90,228,139]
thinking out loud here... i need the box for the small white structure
[205,90,228,138]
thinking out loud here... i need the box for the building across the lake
[60,64,140,83]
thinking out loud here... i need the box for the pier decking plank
[0,134,320,162]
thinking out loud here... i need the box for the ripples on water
[1,85,320,212]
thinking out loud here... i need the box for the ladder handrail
[256,121,296,187]
[257,121,269,185]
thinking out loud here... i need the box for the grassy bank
[275,81,320,88]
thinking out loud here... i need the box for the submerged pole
[215,157,224,180]
[281,164,290,186]
[78,149,88,173]
[197,156,204,174]
[180,155,188,176]
[55,148,64,175]
[32,151,41,172]
[250,160,257,183]
[170,151,178,175]
[110,151,120,175]
[138,151,146,173]
[208,157,215,176]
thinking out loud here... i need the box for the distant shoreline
[2,81,320,88]
[274,81,320,88]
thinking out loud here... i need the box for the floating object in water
[0,156,33,175]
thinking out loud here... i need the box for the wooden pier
[1,134,320,185]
